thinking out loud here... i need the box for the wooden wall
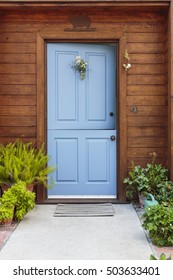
[0,7,169,192]
[0,12,37,145]
[126,16,168,168]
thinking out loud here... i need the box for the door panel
[48,130,116,196]
[47,44,116,130]
[47,43,117,197]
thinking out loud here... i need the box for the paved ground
[0,204,155,260]
[0,223,17,251]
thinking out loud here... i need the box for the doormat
[54,203,115,217]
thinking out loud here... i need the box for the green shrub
[124,163,150,199]
[10,181,36,221]
[0,181,35,222]
[0,204,14,223]
[142,204,173,247]
[124,152,169,201]
[0,140,55,188]
[155,181,173,206]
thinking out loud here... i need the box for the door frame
[36,30,127,203]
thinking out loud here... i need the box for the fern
[0,140,55,188]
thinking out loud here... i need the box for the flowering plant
[72,56,88,80]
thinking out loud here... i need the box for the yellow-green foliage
[0,140,55,187]
[0,181,35,221]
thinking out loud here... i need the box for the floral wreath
[72,56,88,80]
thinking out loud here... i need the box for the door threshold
[40,196,128,204]
[48,195,117,199]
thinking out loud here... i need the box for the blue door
[47,43,117,197]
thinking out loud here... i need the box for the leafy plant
[124,163,149,199]
[142,204,173,247]
[150,253,172,260]
[155,181,173,206]
[124,152,168,200]
[10,181,36,221]
[0,185,16,224]
[0,204,14,224]
[0,140,55,188]
[0,181,35,222]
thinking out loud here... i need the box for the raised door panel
[47,43,116,130]
[48,130,116,196]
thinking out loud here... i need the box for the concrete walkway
[0,204,154,260]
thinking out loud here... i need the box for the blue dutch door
[47,43,117,197]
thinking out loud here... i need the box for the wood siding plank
[0,54,36,63]
[127,85,167,96]
[0,106,36,116]
[127,147,167,158]
[0,64,36,74]
[0,127,36,137]
[0,95,36,105]
[128,116,168,127]
[0,116,36,127]
[0,74,36,84]
[127,105,167,116]
[128,137,167,148]
[127,75,167,85]
[127,96,167,105]
[130,53,166,63]
[128,127,167,137]
[128,64,166,75]
[128,43,166,53]
[0,32,36,42]
[0,85,36,95]
[127,33,167,43]
[0,43,36,53]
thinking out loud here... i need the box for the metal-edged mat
[54,203,115,217]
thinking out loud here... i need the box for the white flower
[72,56,88,80]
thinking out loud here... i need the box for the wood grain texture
[168,0,173,180]
[0,6,169,202]
[128,127,167,137]
[127,96,167,106]
[127,85,167,96]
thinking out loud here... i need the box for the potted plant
[0,140,55,193]
[155,180,173,206]
[0,184,16,226]
[0,181,35,224]
[123,152,168,205]
[123,162,149,201]
[0,204,14,226]
[142,204,173,247]
[10,181,36,221]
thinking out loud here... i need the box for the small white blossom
[72,56,88,80]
